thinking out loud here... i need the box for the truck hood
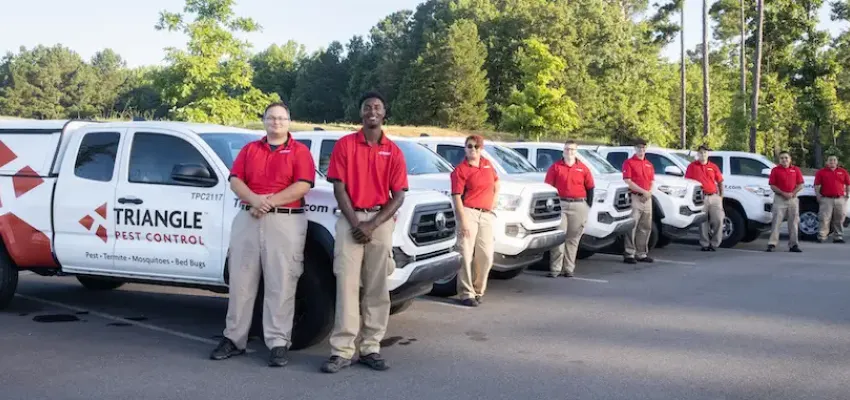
[654,174,696,189]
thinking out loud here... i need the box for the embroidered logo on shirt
[378,151,391,156]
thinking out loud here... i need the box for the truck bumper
[389,251,461,305]
[493,230,567,272]
[662,213,709,239]
[580,218,636,251]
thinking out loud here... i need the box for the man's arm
[333,181,368,243]
[367,190,406,228]
[491,179,500,211]
[267,182,312,207]
[230,177,264,208]
[624,179,650,196]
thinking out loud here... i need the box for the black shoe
[547,272,559,278]
[709,246,716,252]
[320,355,351,373]
[563,271,574,277]
[358,353,389,371]
[624,257,637,264]
[475,295,483,304]
[268,346,288,367]
[834,238,845,244]
[701,246,711,252]
[459,298,478,307]
[637,256,654,263]
[766,245,775,252]
[790,245,802,253]
[210,338,244,360]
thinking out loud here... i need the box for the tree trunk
[702,0,710,139]
[680,3,687,149]
[749,0,765,153]
[740,0,747,113]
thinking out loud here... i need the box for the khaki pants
[223,210,307,350]
[700,194,725,248]
[457,208,495,300]
[818,197,847,241]
[768,196,799,247]
[550,201,589,275]
[625,193,653,259]
[329,211,395,359]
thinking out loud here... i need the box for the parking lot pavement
[3,236,850,400]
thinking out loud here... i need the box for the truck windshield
[394,141,454,175]
[487,144,538,174]
[199,133,260,169]
[578,149,619,174]
[669,152,695,165]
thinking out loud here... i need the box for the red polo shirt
[814,167,850,197]
[768,164,804,193]
[230,134,316,208]
[544,159,595,199]
[684,160,723,195]
[326,130,409,209]
[450,157,499,210]
[622,155,655,192]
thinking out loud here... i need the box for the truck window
[436,144,464,166]
[645,153,677,174]
[730,157,768,177]
[319,139,337,174]
[605,152,627,171]
[537,149,562,170]
[128,132,215,185]
[296,139,311,148]
[75,131,120,182]
[395,141,453,175]
[487,144,538,174]
[708,156,724,172]
[513,148,528,157]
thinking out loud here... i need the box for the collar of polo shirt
[261,133,292,150]
[356,129,386,145]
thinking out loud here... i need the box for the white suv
[592,146,708,249]
[290,131,566,297]
[675,150,850,242]
[504,142,636,257]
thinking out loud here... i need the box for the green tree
[250,41,306,104]
[289,42,348,122]
[154,0,279,125]
[497,38,579,140]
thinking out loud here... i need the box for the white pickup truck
[0,119,462,350]
[591,146,708,249]
[673,150,850,242]
[502,142,636,258]
[290,131,566,297]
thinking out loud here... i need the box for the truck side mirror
[761,168,771,176]
[171,163,217,187]
[664,165,684,176]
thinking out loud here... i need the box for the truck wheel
[490,268,525,280]
[648,219,660,249]
[250,246,335,351]
[798,199,820,241]
[0,247,18,310]
[428,273,458,297]
[389,299,414,315]
[655,233,672,248]
[719,207,745,248]
[741,228,761,243]
[76,276,124,291]
[577,249,594,260]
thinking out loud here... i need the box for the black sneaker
[358,353,389,371]
[563,271,574,277]
[701,246,711,252]
[624,257,637,264]
[547,272,559,278]
[210,337,244,360]
[268,346,288,367]
[709,246,716,252]
[637,256,654,263]
[320,355,351,373]
[459,298,478,307]
[766,245,775,252]
[834,238,846,244]
[790,245,802,253]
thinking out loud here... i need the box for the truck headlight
[745,185,772,197]
[658,185,687,198]
[496,194,521,211]
[505,223,529,238]
[594,189,608,203]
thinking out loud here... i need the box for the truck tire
[577,249,594,260]
[741,228,761,243]
[648,219,660,250]
[76,276,124,291]
[250,246,335,351]
[798,199,820,241]
[490,267,525,280]
[429,273,458,297]
[655,233,672,248]
[719,207,745,248]
[0,247,18,310]
[389,299,414,315]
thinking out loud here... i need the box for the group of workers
[205,90,850,372]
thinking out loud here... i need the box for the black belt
[822,195,842,198]
[241,204,304,214]
[560,197,586,203]
[354,205,383,212]
[705,192,718,196]
[470,207,492,212]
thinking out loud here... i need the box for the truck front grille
[614,187,632,211]
[530,193,562,222]
[693,185,705,206]
[409,202,456,245]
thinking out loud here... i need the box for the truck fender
[651,195,665,220]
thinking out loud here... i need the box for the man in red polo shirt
[544,140,594,277]
[210,102,316,368]
[767,150,804,252]
[685,144,725,251]
[450,134,499,306]
[321,92,408,374]
[814,155,850,243]
[621,139,655,264]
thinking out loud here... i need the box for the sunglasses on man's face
[466,144,481,149]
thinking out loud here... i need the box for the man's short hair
[633,138,647,146]
[465,135,484,148]
[779,150,791,157]
[564,139,577,146]
[359,91,387,108]
[264,102,290,117]
[697,144,711,151]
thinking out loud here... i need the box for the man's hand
[355,220,378,242]
[459,222,470,238]
[250,207,264,218]
[249,193,270,210]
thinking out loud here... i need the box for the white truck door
[112,128,226,284]
[53,130,123,274]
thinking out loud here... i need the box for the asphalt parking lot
[3,233,850,400]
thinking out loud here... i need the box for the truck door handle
[118,197,143,205]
